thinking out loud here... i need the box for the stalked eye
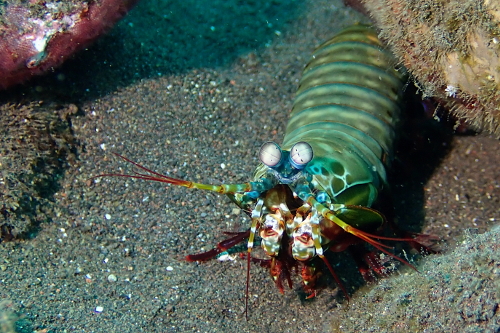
[259,141,282,167]
[289,142,313,169]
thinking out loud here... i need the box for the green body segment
[261,25,405,207]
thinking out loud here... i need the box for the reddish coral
[0,0,139,90]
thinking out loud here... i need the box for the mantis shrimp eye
[259,141,282,167]
[289,142,313,169]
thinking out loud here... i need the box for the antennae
[245,252,251,320]
[343,226,418,271]
[319,255,350,300]
[93,153,254,194]
[308,197,419,272]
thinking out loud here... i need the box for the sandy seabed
[0,0,499,332]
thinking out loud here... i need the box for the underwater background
[0,0,499,332]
